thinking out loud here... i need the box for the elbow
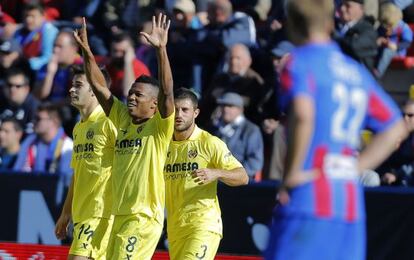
[241,169,249,185]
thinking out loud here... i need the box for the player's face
[0,122,21,149]
[174,98,199,132]
[69,74,94,108]
[127,82,157,120]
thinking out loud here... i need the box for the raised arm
[140,14,174,118]
[73,18,113,116]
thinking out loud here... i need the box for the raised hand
[73,17,91,52]
[140,13,171,49]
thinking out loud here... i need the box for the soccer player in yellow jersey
[165,88,249,260]
[73,14,175,260]
[54,65,117,260]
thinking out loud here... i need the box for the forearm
[122,60,136,98]
[358,120,407,172]
[156,47,174,117]
[217,167,249,186]
[284,97,314,186]
[81,48,113,114]
[35,73,55,99]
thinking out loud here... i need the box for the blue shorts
[265,213,365,260]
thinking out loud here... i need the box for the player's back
[280,42,400,221]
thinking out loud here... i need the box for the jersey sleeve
[208,136,243,170]
[364,78,402,133]
[108,97,130,128]
[154,110,175,143]
[279,56,315,112]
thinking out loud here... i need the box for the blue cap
[271,41,294,57]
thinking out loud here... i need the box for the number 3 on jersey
[331,82,367,147]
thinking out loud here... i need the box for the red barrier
[0,243,262,259]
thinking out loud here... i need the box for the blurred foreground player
[265,0,407,259]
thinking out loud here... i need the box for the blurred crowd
[1,0,414,186]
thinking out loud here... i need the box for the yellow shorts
[169,230,221,260]
[69,217,113,259]
[106,214,163,260]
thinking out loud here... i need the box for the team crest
[86,129,94,140]
[188,149,198,159]
[136,125,144,134]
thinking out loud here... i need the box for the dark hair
[174,88,199,108]
[71,64,112,88]
[6,67,30,86]
[1,117,23,132]
[37,102,62,125]
[24,2,45,14]
[112,32,134,46]
[134,75,159,88]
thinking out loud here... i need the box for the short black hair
[24,2,45,14]
[174,88,199,108]
[71,64,112,88]
[134,75,159,88]
[6,67,30,85]
[37,102,62,125]
[112,32,134,46]
[1,117,23,132]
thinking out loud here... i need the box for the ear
[194,108,200,119]
[152,98,158,109]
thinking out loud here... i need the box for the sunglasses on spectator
[6,82,27,88]
[403,112,414,118]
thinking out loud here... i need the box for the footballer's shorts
[265,213,366,260]
[169,230,221,260]
[106,214,163,260]
[69,216,113,259]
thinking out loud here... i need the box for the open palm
[140,13,170,48]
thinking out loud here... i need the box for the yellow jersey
[164,126,243,240]
[71,105,117,223]
[109,97,174,224]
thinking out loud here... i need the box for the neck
[79,101,99,121]
[306,32,331,44]
[6,143,20,154]
[174,123,196,141]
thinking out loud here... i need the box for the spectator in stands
[376,3,413,77]
[209,92,264,181]
[193,0,256,92]
[0,68,40,134]
[34,30,81,103]
[107,32,150,100]
[377,99,414,186]
[335,0,378,74]
[0,118,23,170]
[261,41,294,180]
[168,0,203,89]
[0,38,33,86]
[13,103,73,180]
[13,2,58,71]
[202,43,267,125]
[0,6,17,40]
